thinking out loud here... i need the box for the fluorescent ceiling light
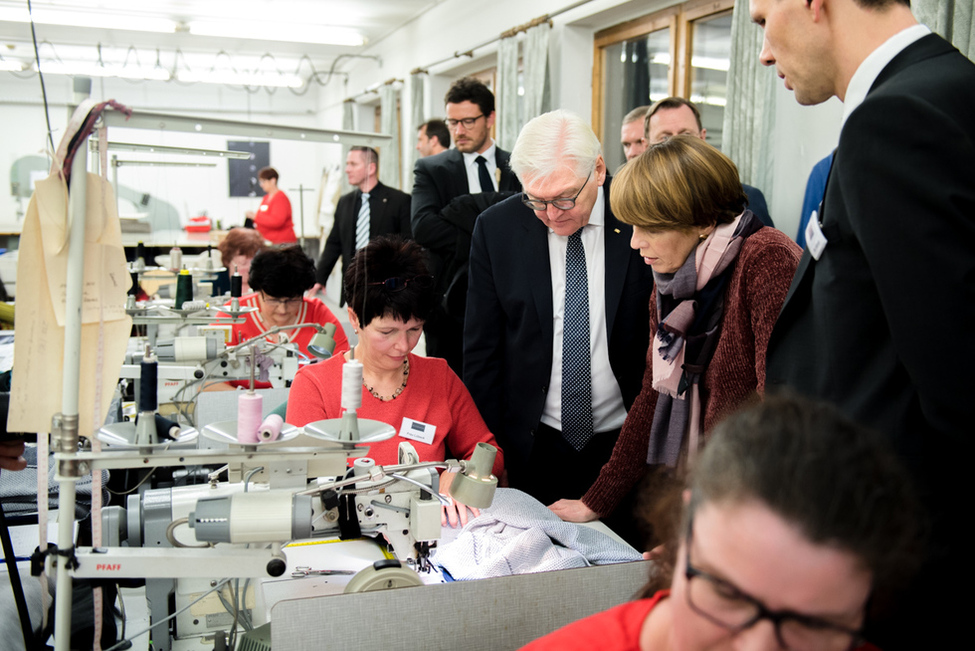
[0,7,177,33]
[37,61,171,81]
[691,56,730,72]
[176,69,303,88]
[0,59,26,72]
[104,142,252,159]
[188,20,364,47]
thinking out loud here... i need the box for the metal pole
[54,137,89,651]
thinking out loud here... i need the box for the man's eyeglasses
[261,292,303,308]
[521,172,592,212]
[367,275,435,293]
[683,516,865,651]
[446,115,484,129]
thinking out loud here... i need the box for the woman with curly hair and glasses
[287,236,504,526]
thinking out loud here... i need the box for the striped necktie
[355,192,370,250]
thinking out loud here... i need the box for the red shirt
[216,293,349,388]
[521,590,883,651]
[520,591,668,650]
[255,191,296,243]
[286,353,504,476]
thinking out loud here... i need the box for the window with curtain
[594,0,735,170]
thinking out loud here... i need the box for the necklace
[363,356,410,401]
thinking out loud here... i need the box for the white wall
[0,0,853,243]
[0,68,342,237]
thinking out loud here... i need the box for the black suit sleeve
[463,214,505,435]
[410,158,456,254]
[316,195,348,286]
[394,191,413,239]
[840,93,975,442]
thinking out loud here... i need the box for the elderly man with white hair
[463,110,652,543]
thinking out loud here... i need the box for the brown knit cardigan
[581,227,802,516]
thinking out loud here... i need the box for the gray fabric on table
[0,444,108,516]
[433,488,641,580]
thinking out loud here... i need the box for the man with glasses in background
[644,97,774,228]
[312,146,412,304]
[464,110,651,528]
[411,77,521,375]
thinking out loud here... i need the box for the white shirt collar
[462,140,497,166]
[841,24,930,128]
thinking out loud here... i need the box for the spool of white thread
[341,359,364,411]
[258,414,284,441]
[169,246,182,271]
[237,392,263,443]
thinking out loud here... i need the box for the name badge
[260,204,269,212]
[805,210,828,261]
[399,418,436,445]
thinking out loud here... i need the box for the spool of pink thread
[258,414,284,442]
[237,392,263,444]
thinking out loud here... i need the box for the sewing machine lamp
[447,442,498,509]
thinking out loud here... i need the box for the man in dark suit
[465,110,652,513]
[753,0,975,644]
[411,77,521,373]
[644,97,774,228]
[313,146,411,302]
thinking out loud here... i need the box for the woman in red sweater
[549,136,801,535]
[247,167,296,244]
[287,236,503,527]
[523,396,923,651]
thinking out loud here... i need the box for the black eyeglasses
[521,172,592,212]
[367,275,435,292]
[446,114,484,129]
[683,516,865,651]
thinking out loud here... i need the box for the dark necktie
[475,155,494,193]
[355,192,370,250]
[561,229,593,451]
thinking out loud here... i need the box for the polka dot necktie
[475,155,494,193]
[355,192,370,250]
[562,229,593,451]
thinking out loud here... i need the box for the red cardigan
[255,191,296,243]
[583,228,801,516]
[286,353,504,476]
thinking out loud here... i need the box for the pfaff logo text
[96,564,121,571]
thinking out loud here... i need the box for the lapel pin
[614,228,620,234]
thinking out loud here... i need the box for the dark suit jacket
[767,32,975,462]
[464,177,653,473]
[411,147,521,259]
[411,147,522,370]
[766,39,975,632]
[316,181,412,302]
[742,184,773,228]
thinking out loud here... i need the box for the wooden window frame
[592,0,735,143]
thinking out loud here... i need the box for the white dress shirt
[540,186,627,434]
[463,141,499,193]
[841,24,930,128]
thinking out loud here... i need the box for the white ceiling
[0,0,445,82]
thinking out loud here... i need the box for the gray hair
[510,109,602,183]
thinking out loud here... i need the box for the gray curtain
[915,0,974,60]
[410,71,426,185]
[497,34,520,151]
[380,84,400,189]
[341,99,355,193]
[522,21,551,124]
[721,0,775,196]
